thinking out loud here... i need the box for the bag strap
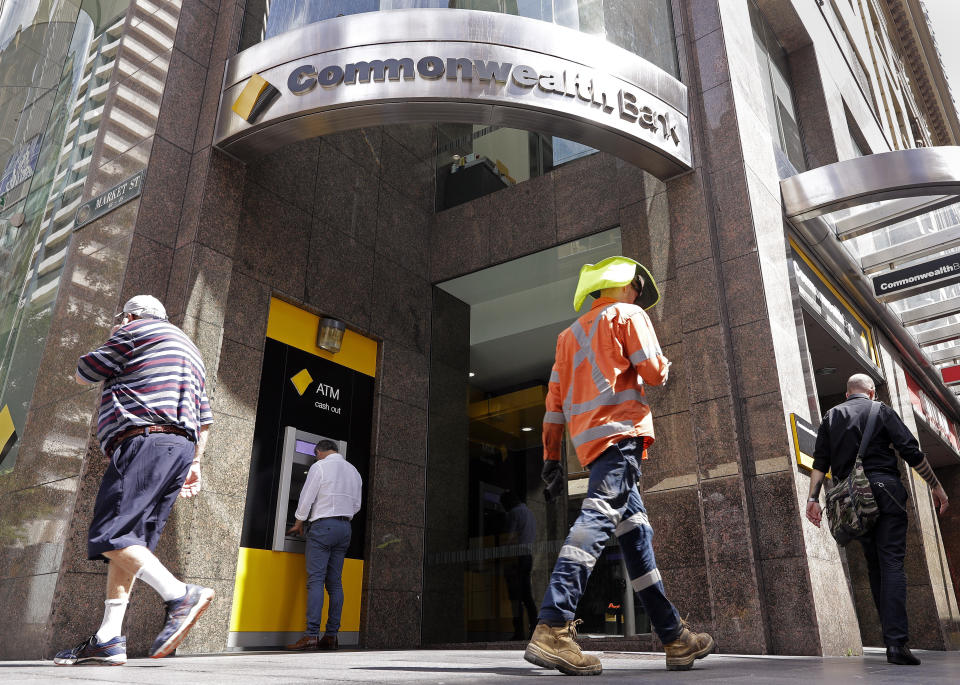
[856,401,882,461]
[847,400,882,499]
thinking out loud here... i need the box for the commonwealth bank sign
[214,9,691,179]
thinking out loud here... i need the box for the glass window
[424,228,651,643]
[248,1,679,78]
[264,0,380,41]
[435,124,596,211]
[749,0,806,171]
[0,1,132,472]
[790,242,876,366]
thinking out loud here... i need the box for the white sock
[96,599,128,642]
[136,557,187,602]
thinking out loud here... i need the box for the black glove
[541,459,564,501]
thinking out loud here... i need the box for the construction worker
[524,256,714,675]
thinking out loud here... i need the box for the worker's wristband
[807,497,819,503]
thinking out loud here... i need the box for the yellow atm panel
[229,548,362,636]
[230,299,376,649]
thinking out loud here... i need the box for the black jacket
[812,394,923,480]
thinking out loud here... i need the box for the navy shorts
[88,432,195,561]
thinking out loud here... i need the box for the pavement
[2,647,959,684]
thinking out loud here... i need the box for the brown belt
[108,424,193,454]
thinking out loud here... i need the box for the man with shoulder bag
[805,374,949,666]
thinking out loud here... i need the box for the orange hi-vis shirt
[543,297,669,468]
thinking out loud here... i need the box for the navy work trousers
[538,438,682,643]
[305,517,352,637]
[859,474,910,647]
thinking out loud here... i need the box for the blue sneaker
[54,635,126,665]
[149,584,215,658]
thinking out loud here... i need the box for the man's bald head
[846,373,875,397]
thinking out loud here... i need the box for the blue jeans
[539,438,682,643]
[305,517,351,636]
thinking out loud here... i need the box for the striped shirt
[77,318,213,453]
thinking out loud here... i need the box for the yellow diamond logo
[232,73,281,123]
[290,368,313,396]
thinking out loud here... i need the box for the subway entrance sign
[872,252,960,300]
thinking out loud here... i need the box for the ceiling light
[815,367,837,376]
[521,426,533,432]
[468,372,475,377]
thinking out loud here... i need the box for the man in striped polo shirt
[524,257,713,675]
[54,295,214,666]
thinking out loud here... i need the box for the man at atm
[285,439,362,651]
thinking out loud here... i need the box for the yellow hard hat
[573,256,660,312]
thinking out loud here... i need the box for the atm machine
[273,426,347,554]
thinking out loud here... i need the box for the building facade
[1,0,959,659]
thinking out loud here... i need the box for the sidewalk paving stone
[1,647,958,684]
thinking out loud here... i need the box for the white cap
[122,295,166,320]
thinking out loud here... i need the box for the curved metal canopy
[781,147,960,221]
[781,146,960,426]
[213,9,692,178]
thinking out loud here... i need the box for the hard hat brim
[573,257,661,311]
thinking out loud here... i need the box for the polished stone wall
[939,465,960,610]
[219,121,438,650]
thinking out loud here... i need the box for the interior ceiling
[440,229,621,305]
[469,320,567,392]
[803,309,876,399]
[439,227,622,395]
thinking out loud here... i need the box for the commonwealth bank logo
[232,74,280,123]
[289,368,313,396]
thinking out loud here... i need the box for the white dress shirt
[294,453,363,522]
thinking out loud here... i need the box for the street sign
[74,169,145,230]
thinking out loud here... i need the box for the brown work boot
[285,635,318,651]
[317,634,338,650]
[524,619,602,676]
[663,620,714,671]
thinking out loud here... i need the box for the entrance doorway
[423,228,650,643]
[801,308,884,416]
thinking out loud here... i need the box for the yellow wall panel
[266,297,377,377]
[229,547,363,633]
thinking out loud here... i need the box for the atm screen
[294,439,316,456]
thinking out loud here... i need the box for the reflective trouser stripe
[615,511,650,537]
[582,497,622,527]
[572,420,634,447]
[543,411,565,424]
[631,568,662,592]
[570,388,646,416]
[540,445,681,641]
[558,544,598,569]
